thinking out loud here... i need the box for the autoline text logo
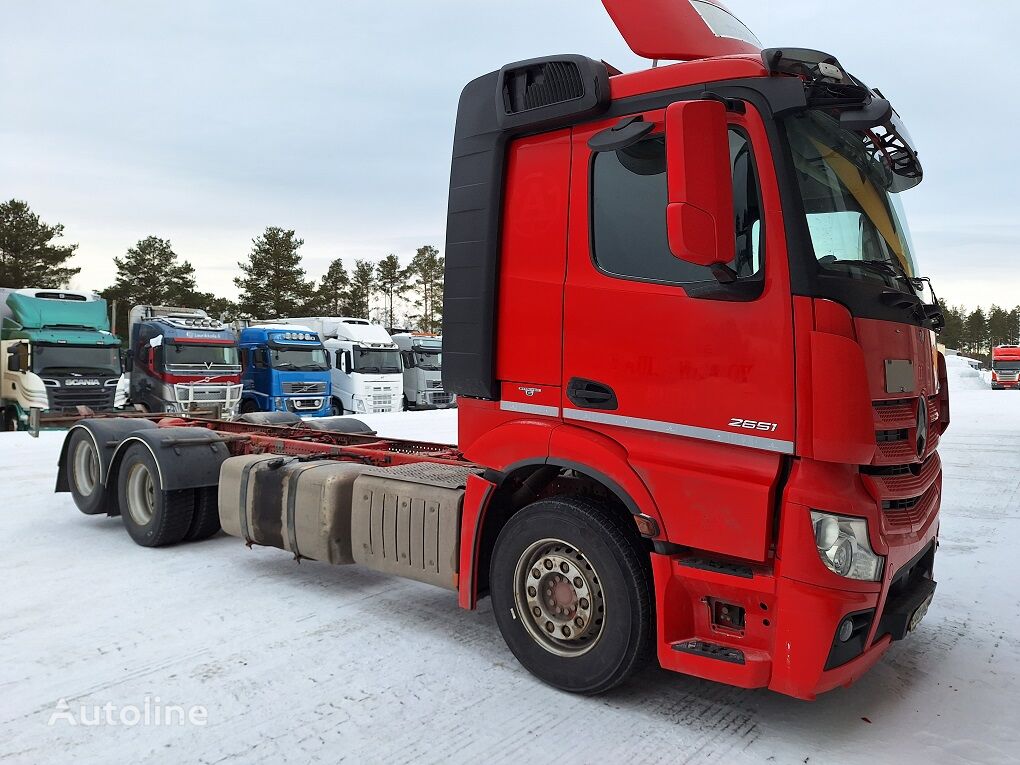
[48,696,208,727]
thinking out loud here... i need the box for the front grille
[428,392,453,406]
[282,381,327,395]
[48,388,115,412]
[876,429,908,443]
[192,389,226,402]
[427,379,443,390]
[881,484,939,529]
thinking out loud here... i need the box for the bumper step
[671,639,745,664]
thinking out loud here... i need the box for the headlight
[810,511,884,581]
[355,399,366,413]
[274,397,285,410]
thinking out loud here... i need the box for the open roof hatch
[601,0,762,61]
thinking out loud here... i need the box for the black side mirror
[7,347,19,373]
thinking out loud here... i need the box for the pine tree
[100,236,202,335]
[407,245,444,333]
[987,305,1012,348]
[315,258,350,315]
[0,199,80,287]
[375,254,409,329]
[963,307,988,354]
[234,227,315,318]
[345,260,376,319]
[939,304,965,351]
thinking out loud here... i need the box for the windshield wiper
[274,363,299,370]
[357,366,381,373]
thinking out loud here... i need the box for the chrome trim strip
[500,400,560,417]
[562,408,795,454]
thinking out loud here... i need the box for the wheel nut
[532,568,541,579]
[543,559,553,570]
[579,597,589,610]
[527,586,537,597]
[545,621,554,633]
[560,562,569,573]
[532,606,541,617]
[573,577,583,588]
[562,626,572,637]
[574,617,584,627]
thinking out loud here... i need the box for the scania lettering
[56,0,948,700]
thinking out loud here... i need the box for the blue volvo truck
[236,325,332,417]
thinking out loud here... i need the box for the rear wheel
[184,486,221,541]
[67,429,112,515]
[117,444,195,547]
[489,496,652,695]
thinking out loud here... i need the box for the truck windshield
[785,110,921,294]
[165,343,239,369]
[32,344,121,375]
[993,361,1020,371]
[354,348,401,374]
[270,347,328,371]
[413,350,441,371]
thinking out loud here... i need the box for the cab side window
[591,127,763,285]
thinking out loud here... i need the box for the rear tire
[67,429,112,515]
[117,444,195,547]
[184,486,221,541]
[489,496,652,695]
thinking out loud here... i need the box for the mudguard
[55,418,158,493]
[108,427,231,491]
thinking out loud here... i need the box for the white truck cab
[273,317,403,415]
[391,333,456,409]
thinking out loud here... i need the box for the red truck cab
[443,0,948,698]
[991,345,1020,389]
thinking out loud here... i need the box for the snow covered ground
[2,362,1019,764]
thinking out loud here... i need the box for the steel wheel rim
[125,462,155,526]
[513,538,606,657]
[72,439,98,496]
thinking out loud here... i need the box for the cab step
[671,639,745,665]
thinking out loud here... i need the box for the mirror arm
[701,92,745,114]
[709,263,738,284]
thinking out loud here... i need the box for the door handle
[567,378,618,410]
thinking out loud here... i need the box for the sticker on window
[689,1,762,47]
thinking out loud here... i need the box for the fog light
[838,618,855,642]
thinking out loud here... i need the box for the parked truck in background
[991,345,1020,390]
[275,317,402,415]
[124,306,242,417]
[236,324,332,416]
[1,288,121,433]
[391,332,455,410]
[55,0,950,701]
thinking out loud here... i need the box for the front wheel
[489,496,652,695]
[330,398,344,417]
[117,444,195,547]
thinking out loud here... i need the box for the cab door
[560,101,796,562]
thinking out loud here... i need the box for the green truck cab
[1,288,122,434]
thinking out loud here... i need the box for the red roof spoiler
[601,0,762,61]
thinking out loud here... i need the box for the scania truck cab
[276,317,402,415]
[391,332,456,410]
[1,288,120,433]
[991,345,1020,389]
[125,306,242,417]
[236,325,332,416]
[56,1,950,701]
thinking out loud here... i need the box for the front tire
[489,496,652,695]
[330,397,343,417]
[117,444,195,547]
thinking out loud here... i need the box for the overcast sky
[2,1,1017,307]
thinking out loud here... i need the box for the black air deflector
[443,55,610,400]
